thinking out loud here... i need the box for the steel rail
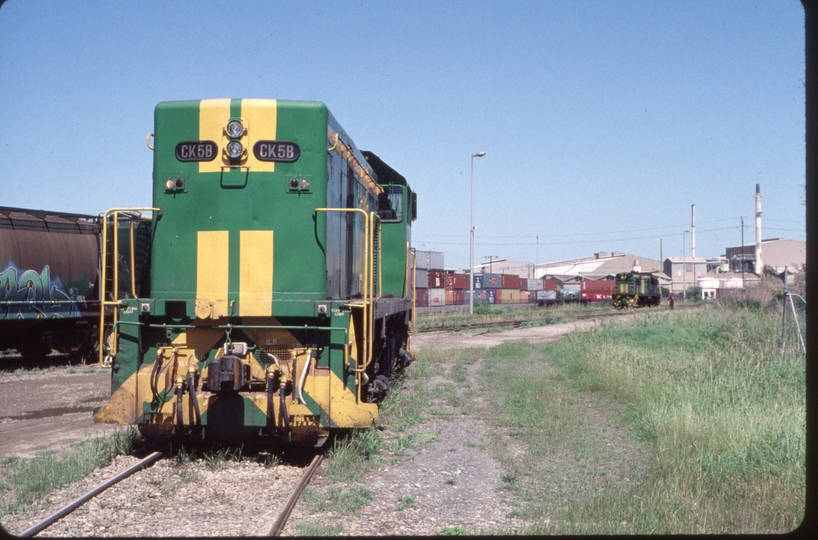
[417,304,693,333]
[268,454,324,536]
[19,451,165,537]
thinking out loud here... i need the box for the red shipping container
[520,290,530,303]
[501,274,520,290]
[580,279,615,293]
[445,289,465,306]
[428,270,445,288]
[415,288,428,307]
[543,279,559,291]
[445,273,469,290]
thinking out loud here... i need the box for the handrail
[409,246,417,335]
[98,207,160,367]
[314,207,385,401]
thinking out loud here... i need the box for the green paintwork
[150,100,329,307]
[102,99,415,436]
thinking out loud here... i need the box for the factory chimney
[691,204,696,258]
[755,184,763,273]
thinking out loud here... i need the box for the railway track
[13,447,324,537]
[417,304,695,334]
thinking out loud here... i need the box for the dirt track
[0,368,126,459]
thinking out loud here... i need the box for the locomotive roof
[361,151,408,187]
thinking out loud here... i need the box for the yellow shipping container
[500,289,520,304]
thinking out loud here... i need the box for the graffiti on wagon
[1,263,89,319]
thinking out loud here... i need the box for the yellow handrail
[314,208,379,388]
[98,207,160,367]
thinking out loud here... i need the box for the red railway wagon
[579,279,614,303]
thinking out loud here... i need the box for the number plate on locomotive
[175,141,218,161]
[253,141,301,162]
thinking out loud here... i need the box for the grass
[396,495,417,511]
[324,429,383,483]
[416,302,601,332]
[0,428,143,518]
[296,522,343,536]
[302,486,373,514]
[478,292,805,534]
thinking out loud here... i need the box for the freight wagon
[0,207,102,361]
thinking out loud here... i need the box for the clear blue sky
[0,0,805,270]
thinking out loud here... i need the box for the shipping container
[415,250,445,271]
[485,289,498,304]
[415,269,429,290]
[473,274,483,289]
[501,274,520,290]
[580,279,615,292]
[428,270,445,288]
[520,278,543,291]
[464,290,488,304]
[445,273,469,290]
[536,289,557,306]
[500,289,520,304]
[415,288,429,307]
[520,290,530,303]
[445,289,465,306]
[428,288,446,306]
[542,278,559,291]
[482,273,502,289]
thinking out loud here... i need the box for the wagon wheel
[22,332,49,362]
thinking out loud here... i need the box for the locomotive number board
[253,141,301,162]
[175,141,218,162]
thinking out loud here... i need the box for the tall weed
[541,301,805,533]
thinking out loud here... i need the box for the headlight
[226,120,244,138]
[226,140,243,159]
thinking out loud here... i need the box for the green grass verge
[482,299,804,534]
[0,428,143,518]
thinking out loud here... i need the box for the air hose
[297,350,311,404]
[187,372,201,429]
[279,387,290,435]
[175,384,184,433]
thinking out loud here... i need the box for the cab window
[378,185,403,222]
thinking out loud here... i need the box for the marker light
[226,120,244,138]
[299,179,310,189]
[226,140,243,159]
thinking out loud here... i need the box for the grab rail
[98,207,160,367]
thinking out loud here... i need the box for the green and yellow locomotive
[611,271,660,309]
[94,99,417,444]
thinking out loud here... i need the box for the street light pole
[683,230,689,302]
[469,151,486,315]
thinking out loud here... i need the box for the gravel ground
[281,358,527,536]
[2,455,305,537]
[2,321,617,537]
